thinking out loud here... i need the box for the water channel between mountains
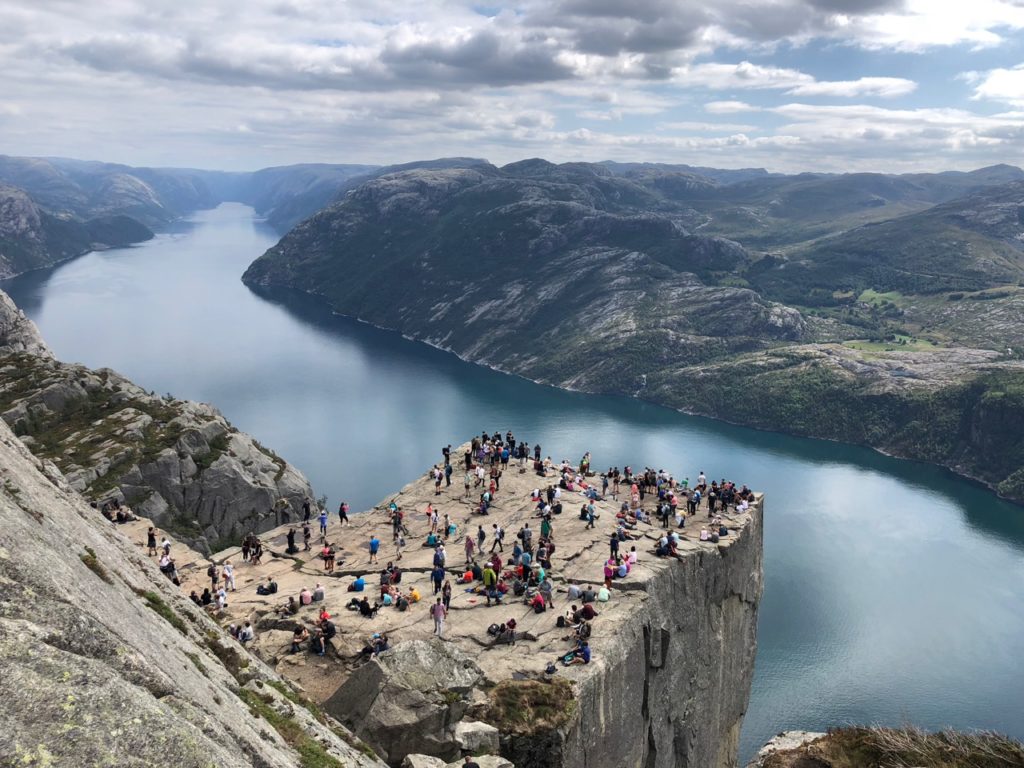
[5,203,1023,763]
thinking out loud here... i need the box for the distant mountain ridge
[243,157,1024,503]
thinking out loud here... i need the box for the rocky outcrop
[744,732,825,767]
[0,290,313,550]
[0,182,155,278]
[328,639,485,764]
[201,441,763,768]
[0,416,386,768]
[0,288,51,356]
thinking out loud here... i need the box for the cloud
[786,76,916,97]
[968,63,1024,106]
[704,101,762,113]
[0,1,1022,172]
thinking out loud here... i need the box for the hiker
[431,564,445,595]
[491,524,504,552]
[291,626,309,653]
[430,598,448,637]
[146,527,158,556]
[302,497,312,522]
[286,527,298,554]
[303,522,311,551]
[369,535,380,564]
[564,640,591,665]
[338,501,350,526]
[222,560,235,592]
[238,622,254,646]
[318,507,329,538]
[442,579,452,610]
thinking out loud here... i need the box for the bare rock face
[327,638,485,764]
[0,288,52,356]
[0,418,386,768]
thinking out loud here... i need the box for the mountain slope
[243,162,805,392]
[242,160,1024,502]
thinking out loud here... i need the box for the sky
[2,0,1024,173]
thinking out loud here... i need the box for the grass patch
[80,546,112,584]
[762,726,1024,768]
[238,688,346,768]
[858,288,905,307]
[843,334,939,353]
[204,630,250,683]
[185,652,208,675]
[483,678,575,735]
[137,589,188,635]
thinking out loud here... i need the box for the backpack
[207,565,216,578]
[556,615,566,628]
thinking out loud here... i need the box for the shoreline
[259,283,1022,509]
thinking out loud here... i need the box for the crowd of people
[137,430,753,682]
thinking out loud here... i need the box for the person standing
[394,531,405,561]
[442,579,452,610]
[609,531,620,559]
[222,560,235,592]
[302,522,312,551]
[477,525,486,551]
[302,497,312,523]
[369,535,380,564]
[491,524,504,552]
[146,527,158,557]
[464,535,475,564]
[318,507,329,539]
[432,565,445,595]
[338,501,350,526]
[430,597,448,637]
[445,462,453,487]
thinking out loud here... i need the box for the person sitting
[471,561,484,581]
[300,587,313,605]
[381,591,394,607]
[320,618,337,642]
[409,586,421,603]
[597,585,611,602]
[188,590,202,606]
[312,583,325,602]
[318,607,331,623]
[310,630,326,657]
[396,594,410,611]
[563,640,591,666]
[348,576,366,592]
[530,592,546,614]
[256,580,278,596]
[283,596,299,616]
[581,585,596,604]
[200,588,213,606]
[238,622,255,646]
[424,532,439,548]
[371,633,389,656]
[291,626,309,653]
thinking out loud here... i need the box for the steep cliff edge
[0,290,313,550]
[192,443,763,768]
[0,416,387,768]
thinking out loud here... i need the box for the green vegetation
[484,678,576,735]
[185,652,208,676]
[79,546,112,584]
[137,589,189,635]
[194,432,231,472]
[204,630,250,683]
[843,335,938,353]
[762,726,1024,768]
[238,688,347,768]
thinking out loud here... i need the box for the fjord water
[6,204,1024,760]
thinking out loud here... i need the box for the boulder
[445,758,514,768]
[326,638,484,764]
[402,756,448,768]
[453,720,500,754]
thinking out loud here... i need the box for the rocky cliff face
[0,290,313,550]
[0,288,52,356]
[509,496,762,768]
[0,182,155,278]
[0,415,387,768]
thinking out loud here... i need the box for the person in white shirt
[217,587,228,610]
[222,561,235,591]
[238,622,254,645]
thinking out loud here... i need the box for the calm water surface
[7,204,1024,762]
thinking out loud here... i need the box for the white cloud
[786,76,916,97]
[705,101,762,113]
[968,63,1024,106]
[0,1,1021,171]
